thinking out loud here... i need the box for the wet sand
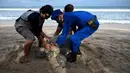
[0,20,130,73]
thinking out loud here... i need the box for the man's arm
[56,23,71,46]
[54,23,63,36]
[54,27,62,36]
[40,31,51,39]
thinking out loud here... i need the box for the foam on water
[0,8,130,24]
[0,8,38,11]
[0,17,17,20]
[0,17,129,24]
[0,8,130,12]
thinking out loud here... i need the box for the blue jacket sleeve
[56,23,71,46]
[56,12,76,46]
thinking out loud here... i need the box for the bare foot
[19,56,29,64]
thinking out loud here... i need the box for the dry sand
[0,20,130,73]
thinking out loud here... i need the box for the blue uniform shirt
[56,11,96,46]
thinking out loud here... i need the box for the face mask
[56,17,63,24]
[57,20,63,24]
[45,13,50,19]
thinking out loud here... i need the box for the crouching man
[14,5,53,63]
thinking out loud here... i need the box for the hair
[64,4,74,12]
[40,5,53,16]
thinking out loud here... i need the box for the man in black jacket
[15,5,53,63]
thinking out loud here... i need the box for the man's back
[63,11,95,29]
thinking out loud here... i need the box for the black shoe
[77,49,82,55]
[66,52,77,63]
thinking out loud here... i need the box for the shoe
[19,56,29,64]
[66,52,77,62]
[77,49,82,55]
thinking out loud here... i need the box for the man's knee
[25,40,34,45]
[18,27,35,41]
[25,35,35,42]
[70,35,81,49]
[27,40,34,43]
[70,35,80,42]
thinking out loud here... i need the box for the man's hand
[40,31,51,40]
[44,43,51,50]
[54,42,58,46]
[49,41,59,47]
[50,45,57,51]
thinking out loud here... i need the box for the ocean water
[0,8,130,24]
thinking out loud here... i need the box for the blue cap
[51,9,62,20]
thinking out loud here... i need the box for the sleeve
[56,13,74,46]
[56,22,71,46]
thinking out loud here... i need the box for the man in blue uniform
[52,9,84,55]
[51,9,100,62]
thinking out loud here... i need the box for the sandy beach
[0,20,130,73]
